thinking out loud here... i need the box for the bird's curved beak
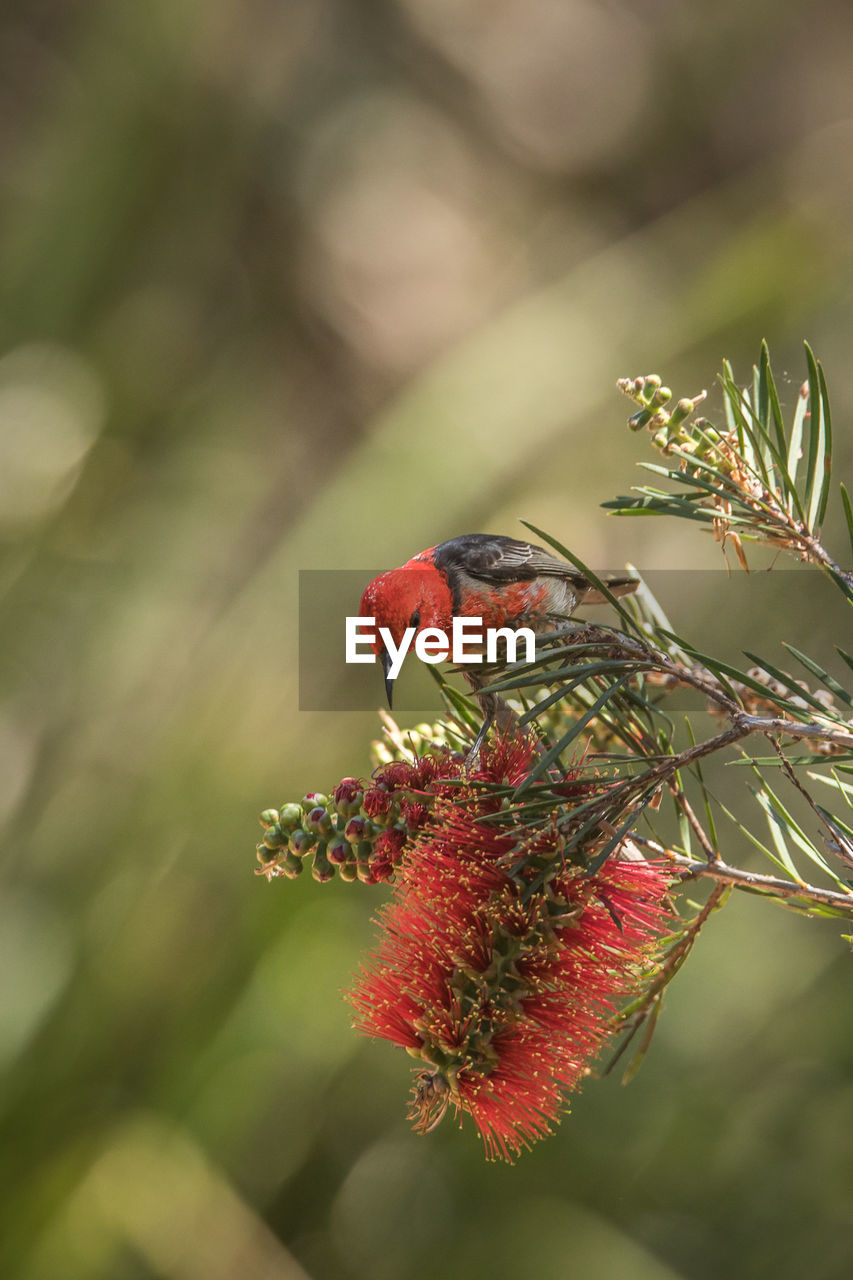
[380,648,395,709]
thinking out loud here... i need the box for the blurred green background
[3,2,853,1277]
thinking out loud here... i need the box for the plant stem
[635,836,853,912]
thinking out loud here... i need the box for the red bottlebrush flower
[362,785,395,823]
[333,777,364,816]
[347,737,672,1161]
[398,798,429,830]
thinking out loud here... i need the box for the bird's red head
[358,556,453,706]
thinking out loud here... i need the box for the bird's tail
[577,575,639,605]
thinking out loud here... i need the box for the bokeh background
[3,2,853,1277]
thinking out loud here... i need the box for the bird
[358,533,638,753]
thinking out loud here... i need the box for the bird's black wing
[433,534,582,584]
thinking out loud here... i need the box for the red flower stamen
[348,736,672,1161]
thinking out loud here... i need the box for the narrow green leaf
[781,642,852,707]
[668,635,824,716]
[483,658,635,697]
[516,665,655,727]
[720,369,774,493]
[742,650,843,718]
[656,629,743,707]
[684,717,719,849]
[513,676,629,797]
[729,753,853,767]
[519,521,641,633]
[786,381,809,509]
[716,796,795,875]
[816,361,833,527]
[804,342,826,531]
[621,1000,662,1086]
[753,359,765,433]
[637,462,775,513]
[840,483,853,561]
[825,567,853,605]
[426,666,480,730]
[808,770,853,809]
[751,769,848,887]
[752,787,803,882]
[585,806,645,875]
[759,339,787,455]
[813,805,853,868]
[603,504,686,519]
[756,345,808,519]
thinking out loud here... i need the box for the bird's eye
[410,608,420,629]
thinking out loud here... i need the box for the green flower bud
[304,806,333,836]
[627,407,653,431]
[668,397,695,428]
[256,841,278,865]
[327,836,351,865]
[333,779,365,818]
[278,803,303,833]
[302,792,329,813]
[281,850,303,879]
[338,859,358,883]
[290,828,316,856]
[344,816,367,843]
[312,843,335,882]
[259,809,279,829]
[262,824,287,850]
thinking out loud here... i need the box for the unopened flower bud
[281,850,303,879]
[669,397,696,428]
[344,816,367,843]
[262,824,287,850]
[278,803,303,833]
[628,407,653,431]
[305,806,333,836]
[259,809,279,829]
[356,850,374,883]
[327,836,351,865]
[302,792,329,813]
[290,828,316,857]
[312,843,335,882]
[363,786,396,826]
[334,778,365,817]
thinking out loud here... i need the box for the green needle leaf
[780,642,852,708]
[519,520,642,634]
[513,676,630,797]
[840,483,853,561]
[804,342,827,531]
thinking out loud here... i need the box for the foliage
[255,344,853,1160]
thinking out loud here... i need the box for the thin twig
[766,734,853,872]
[668,782,719,864]
[635,835,853,912]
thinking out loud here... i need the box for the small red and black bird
[359,533,638,746]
